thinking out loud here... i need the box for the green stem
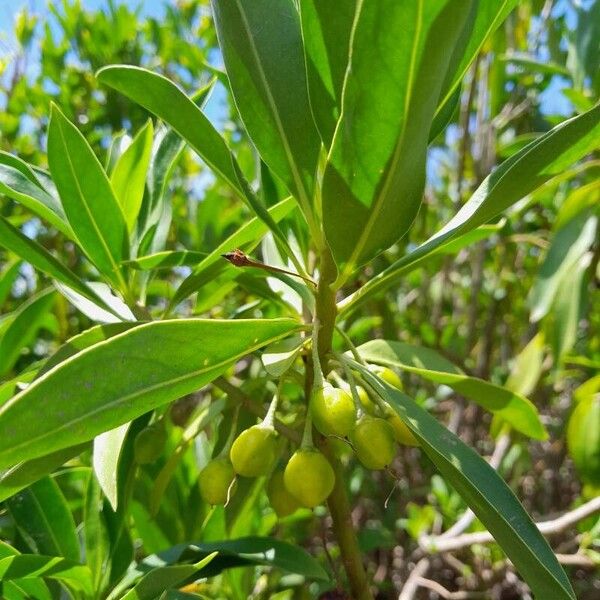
[313,246,373,600]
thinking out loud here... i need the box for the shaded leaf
[357,340,546,439]
[47,104,128,287]
[353,363,575,600]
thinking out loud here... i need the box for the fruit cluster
[193,363,419,516]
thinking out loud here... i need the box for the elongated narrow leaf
[529,213,597,322]
[47,105,128,285]
[122,554,217,600]
[356,340,546,439]
[0,444,88,502]
[97,66,241,194]
[353,363,575,600]
[341,102,600,315]
[96,66,295,259]
[0,260,21,308]
[212,0,320,208]
[0,541,52,600]
[300,0,357,147]
[0,289,55,377]
[0,152,71,237]
[118,536,328,592]
[111,120,154,232]
[0,555,93,596]
[7,476,80,561]
[93,423,130,510]
[124,250,208,270]
[171,197,296,308]
[322,1,472,282]
[0,216,120,318]
[435,1,519,122]
[0,318,302,469]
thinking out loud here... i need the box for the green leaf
[353,363,575,600]
[356,340,546,440]
[97,66,241,196]
[0,152,72,237]
[341,102,600,315]
[529,213,597,322]
[124,250,208,270]
[0,260,21,308]
[0,289,56,377]
[0,318,302,469]
[93,423,130,510]
[96,66,297,259]
[322,1,472,282]
[84,471,111,595]
[435,1,519,122]
[125,536,329,586]
[0,444,88,503]
[550,251,590,360]
[211,0,320,210]
[7,476,80,561]
[0,542,52,600]
[111,120,154,232]
[261,335,304,377]
[47,104,128,287]
[171,197,296,308]
[300,0,357,147]
[121,553,217,600]
[505,333,545,397]
[0,555,93,597]
[0,216,120,318]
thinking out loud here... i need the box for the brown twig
[222,249,316,286]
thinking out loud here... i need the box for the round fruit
[134,424,167,465]
[370,365,403,390]
[387,412,419,446]
[311,384,356,437]
[567,394,600,487]
[230,425,279,477]
[350,415,396,470]
[267,470,300,517]
[356,385,377,414]
[198,457,236,505]
[284,448,335,508]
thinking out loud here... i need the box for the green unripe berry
[356,385,377,414]
[284,448,335,508]
[387,412,419,446]
[311,384,356,437]
[350,415,396,470]
[370,365,403,390]
[267,470,300,517]
[230,425,279,477]
[134,424,167,465]
[198,457,236,505]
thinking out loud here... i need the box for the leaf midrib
[335,0,424,285]
[233,0,311,210]
[0,321,299,461]
[55,118,122,280]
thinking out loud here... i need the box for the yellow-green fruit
[284,449,335,508]
[134,424,167,464]
[567,394,600,487]
[267,470,300,517]
[311,384,356,436]
[230,425,279,477]
[198,457,236,505]
[387,412,419,446]
[350,415,396,470]
[370,365,403,390]
[356,385,377,414]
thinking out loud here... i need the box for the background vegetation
[0,1,598,599]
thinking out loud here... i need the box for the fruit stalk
[314,246,373,600]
